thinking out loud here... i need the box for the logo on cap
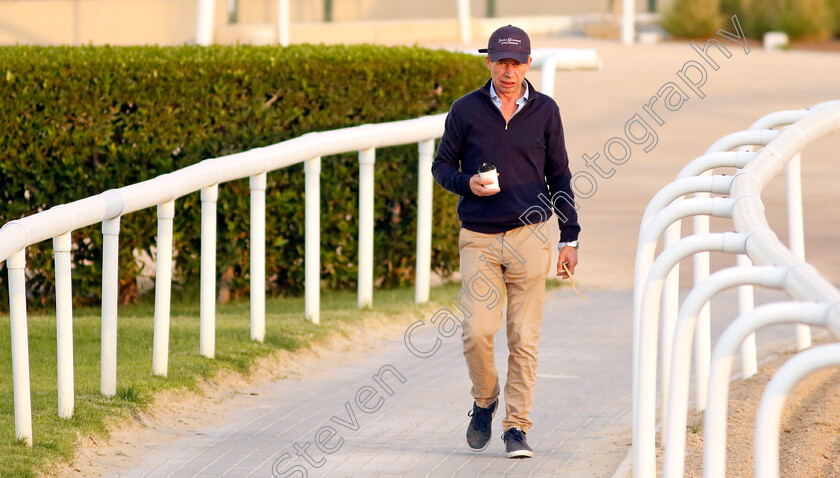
[478,25,531,62]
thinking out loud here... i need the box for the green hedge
[662,0,724,38]
[832,0,840,35]
[0,44,488,309]
[776,0,837,41]
[718,0,837,40]
[665,0,838,40]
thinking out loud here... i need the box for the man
[431,25,580,458]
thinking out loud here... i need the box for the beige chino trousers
[458,222,551,433]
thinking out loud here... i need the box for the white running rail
[0,114,444,446]
[632,100,840,478]
[0,49,598,447]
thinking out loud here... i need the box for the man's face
[486,56,532,97]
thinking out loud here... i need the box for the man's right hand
[469,173,500,196]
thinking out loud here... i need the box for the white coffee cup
[478,162,499,190]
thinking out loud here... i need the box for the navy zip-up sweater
[432,79,580,242]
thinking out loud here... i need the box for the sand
[673,338,840,478]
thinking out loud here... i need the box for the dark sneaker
[466,399,497,451]
[502,427,533,458]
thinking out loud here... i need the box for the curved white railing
[632,100,840,478]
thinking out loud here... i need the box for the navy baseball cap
[478,25,531,63]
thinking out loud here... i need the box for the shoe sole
[469,440,492,452]
[506,449,534,458]
[467,400,498,452]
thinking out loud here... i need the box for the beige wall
[237,0,323,24]
[240,0,656,23]
[0,0,663,46]
[0,0,199,45]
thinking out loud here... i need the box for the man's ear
[485,56,492,70]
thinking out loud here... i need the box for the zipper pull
[505,121,509,130]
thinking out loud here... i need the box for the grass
[0,277,565,477]
[689,418,704,434]
[0,280,465,478]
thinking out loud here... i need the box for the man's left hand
[557,246,578,279]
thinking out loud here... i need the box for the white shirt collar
[489,80,529,108]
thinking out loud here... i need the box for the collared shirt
[489,81,530,119]
[432,78,580,242]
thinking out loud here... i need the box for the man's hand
[469,173,500,196]
[557,246,578,279]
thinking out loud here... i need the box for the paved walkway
[97,33,839,478]
[104,287,805,478]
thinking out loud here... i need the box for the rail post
[200,185,218,358]
[305,157,321,324]
[153,200,175,375]
[101,217,120,396]
[53,232,75,416]
[250,173,267,342]
[415,139,434,304]
[8,249,33,446]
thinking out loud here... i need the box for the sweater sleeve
[544,105,581,242]
[432,107,475,198]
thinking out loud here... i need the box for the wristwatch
[558,240,579,251]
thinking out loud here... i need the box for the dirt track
[676,339,840,478]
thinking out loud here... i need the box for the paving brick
[107,288,803,477]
